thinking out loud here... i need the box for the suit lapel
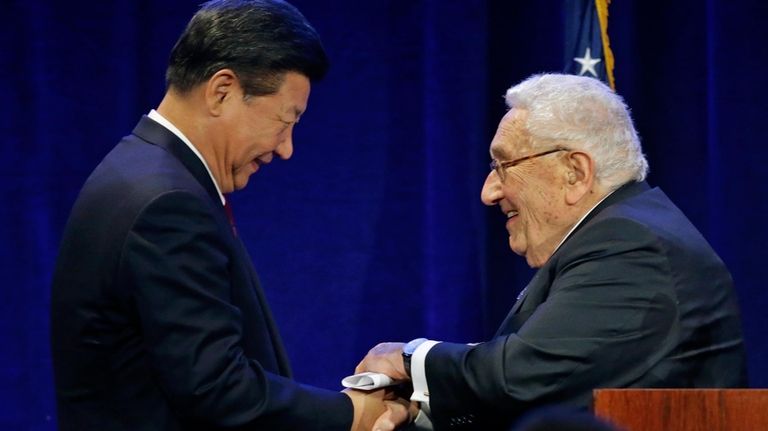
[130,115,293,377]
[131,115,221,205]
[494,270,546,336]
[234,238,293,378]
[493,181,652,337]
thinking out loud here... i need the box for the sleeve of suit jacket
[423,217,680,428]
[119,190,352,429]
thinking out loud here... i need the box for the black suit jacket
[51,117,352,430]
[423,181,747,430]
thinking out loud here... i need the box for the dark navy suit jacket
[423,181,747,430]
[51,116,352,430]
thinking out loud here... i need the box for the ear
[563,151,596,205]
[203,69,240,116]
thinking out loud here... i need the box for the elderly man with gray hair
[357,73,747,430]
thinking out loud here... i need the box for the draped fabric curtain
[1,1,766,428]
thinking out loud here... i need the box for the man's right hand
[372,399,419,431]
[344,388,387,430]
[344,388,416,430]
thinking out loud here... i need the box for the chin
[508,237,524,256]
[525,256,543,268]
[231,168,254,190]
[232,174,251,191]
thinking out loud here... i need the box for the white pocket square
[341,372,400,390]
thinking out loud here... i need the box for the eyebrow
[490,144,509,159]
[282,107,304,123]
[277,109,303,125]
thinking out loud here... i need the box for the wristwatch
[402,338,428,378]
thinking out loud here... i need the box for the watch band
[402,338,428,378]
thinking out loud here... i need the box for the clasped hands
[346,342,420,431]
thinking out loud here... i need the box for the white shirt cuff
[410,339,440,408]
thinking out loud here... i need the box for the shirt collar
[551,188,617,254]
[147,109,226,205]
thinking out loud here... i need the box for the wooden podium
[593,389,768,431]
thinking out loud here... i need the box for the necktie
[223,195,237,236]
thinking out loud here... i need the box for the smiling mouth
[506,210,519,219]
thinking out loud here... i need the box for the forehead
[489,108,533,158]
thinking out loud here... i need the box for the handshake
[345,342,423,431]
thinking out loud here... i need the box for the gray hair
[505,73,648,189]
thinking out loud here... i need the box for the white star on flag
[573,47,602,77]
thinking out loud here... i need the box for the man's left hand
[373,399,420,431]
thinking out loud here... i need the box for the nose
[275,135,294,160]
[481,171,503,206]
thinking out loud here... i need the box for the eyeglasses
[489,147,570,181]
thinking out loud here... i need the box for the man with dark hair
[51,1,386,429]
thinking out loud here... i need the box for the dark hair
[166,0,329,97]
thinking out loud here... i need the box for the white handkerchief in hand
[341,372,400,390]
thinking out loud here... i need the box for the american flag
[564,0,615,89]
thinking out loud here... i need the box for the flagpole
[595,0,616,90]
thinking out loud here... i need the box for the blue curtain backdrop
[1,1,766,429]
